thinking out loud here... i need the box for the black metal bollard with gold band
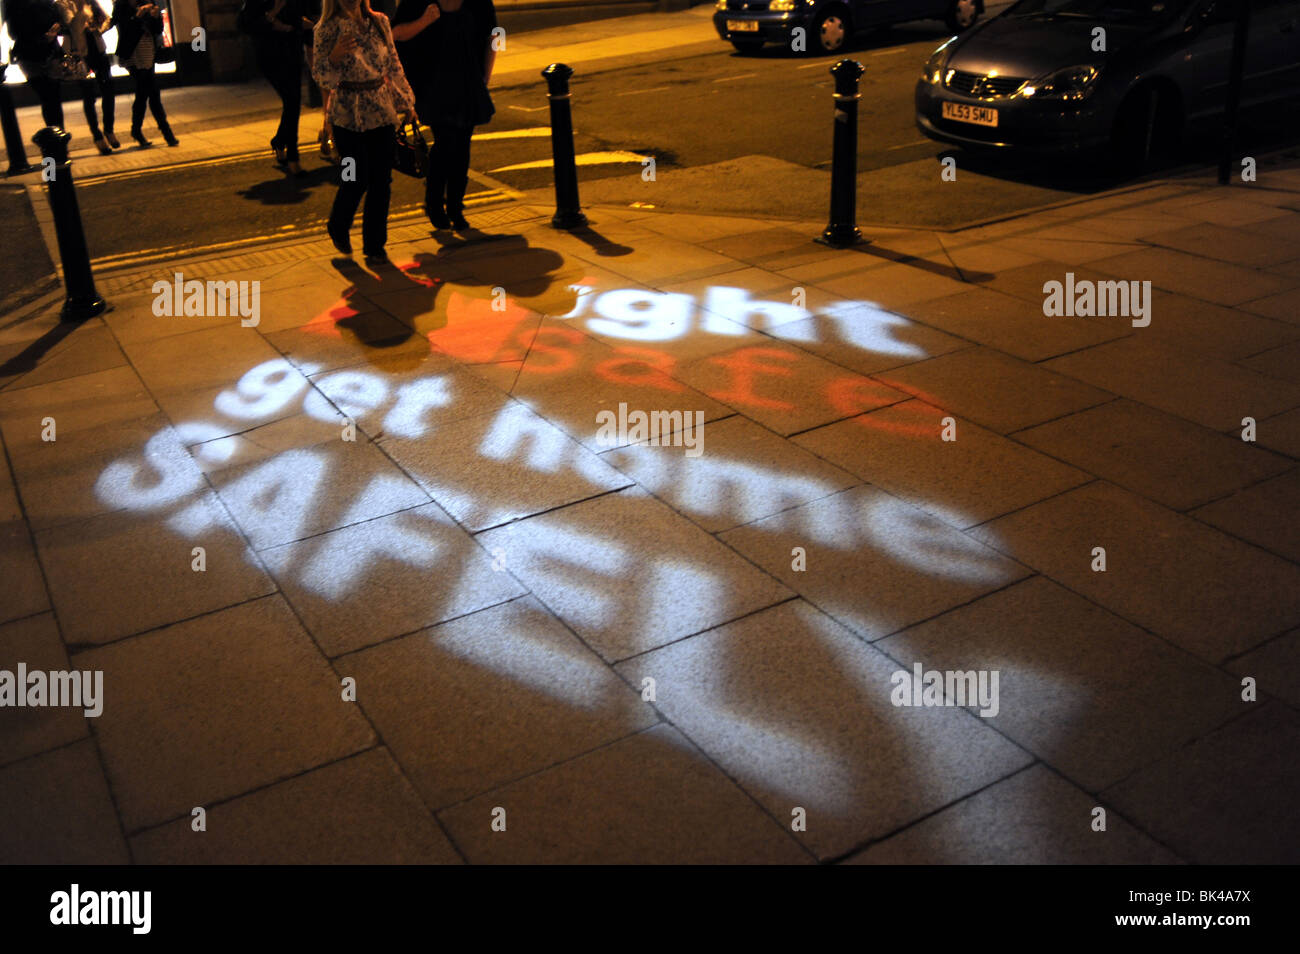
[33,127,106,322]
[820,59,865,248]
[542,63,588,230]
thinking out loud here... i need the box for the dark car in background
[915,0,1300,165]
[714,0,984,54]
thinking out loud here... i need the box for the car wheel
[945,0,980,31]
[811,8,850,54]
[1111,86,1162,174]
[730,39,765,54]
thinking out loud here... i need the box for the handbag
[392,120,429,178]
[319,124,340,163]
[60,52,90,80]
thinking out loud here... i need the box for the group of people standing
[5,0,499,264]
[3,0,177,152]
[311,0,499,262]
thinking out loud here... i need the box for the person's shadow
[237,166,336,205]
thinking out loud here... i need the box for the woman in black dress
[392,0,497,231]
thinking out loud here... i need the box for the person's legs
[99,73,116,141]
[442,123,473,221]
[80,78,103,140]
[128,68,149,141]
[277,55,302,162]
[329,124,367,252]
[360,125,394,256]
[142,68,175,144]
[28,74,64,129]
[424,121,451,225]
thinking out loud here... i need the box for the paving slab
[875,347,1113,435]
[1016,399,1292,511]
[896,286,1129,363]
[878,577,1241,791]
[0,740,130,864]
[438,724,811,864]
[131,748,462,864]
[765,301,972,377]
[0,519,48,625]
[1237,339,1300,384]
[1132,290,1299,361]
[1,322,128,391]
[795,400,1090,528]
[343,596,656,809]
[479,487,792,661]
[1227,630,1300,709]
[72,596,375,832]
[1044,337,1300,432]
[264,502,525,658]
[1191,468,1300,563]
[1088,246,1295,307]
[673,341,910,436]
[844,765,1180,864]
[971,481,1300,662]
[618,600,1031,860]
[719,485,1029,642]
[1102,704,1300,864]
[0,614,88,767]
[379,401,632,532]
[37,490,275,646]
[211,438,431,551]
[1255,406,1300,459]
[601,414,860,533]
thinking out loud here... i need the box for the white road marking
[616,86,674,96]
[713,73,757,83]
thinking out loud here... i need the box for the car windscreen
[1005,0,1191,24]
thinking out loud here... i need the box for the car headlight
[770,0,799,9]
[1022,65,1100,102]
[921,38,957,85]
[715,0,727,9]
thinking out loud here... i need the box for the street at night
[1,0,1298,927]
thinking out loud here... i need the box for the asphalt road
[69,12,1300,266]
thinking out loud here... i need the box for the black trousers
[79,74,115,139]
[257,48,302,161]
[330,124,394,255]
[26,73,65,129]
[127,65,171,137]
[425,122,473,217]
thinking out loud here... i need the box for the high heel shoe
[450,214,470,231]
[131,129,152,149]
[273,144,288,165]
[286,160,305,177]
[105,132,120,149]
[93,136,112,156]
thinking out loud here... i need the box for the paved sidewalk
[1,162,1298,863]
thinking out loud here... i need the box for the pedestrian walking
[392,0,497,231]
[111,0,177,147]
[239,0,314,175]
[312,0,417,263]
[60,0,116,153]
[3,0,66,128]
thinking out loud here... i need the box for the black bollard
[1216,0,1251,185]
[542,63,588,230]
[819,59,865,248]
[32,127,106,322]
[1,66,34,177]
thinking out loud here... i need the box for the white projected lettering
[93,282,995,604]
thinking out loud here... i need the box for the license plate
[941,101,998,127]
[727,19,759,31]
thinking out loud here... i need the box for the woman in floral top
[312,0,417,262]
